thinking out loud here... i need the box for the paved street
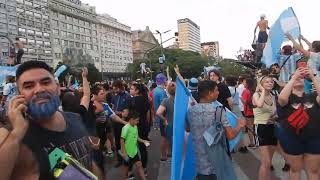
[105,131,308,180]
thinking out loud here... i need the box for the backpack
[203,106,237,180]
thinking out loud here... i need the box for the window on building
[75,42,80,47]
[62,40,68,46]
[61,31,66,37]
[27,29,35,34]
[73,18,78,23]
[66,16,72,21]
[86,37,91,41]
[85,21,89,26]
[52,20,58,26]
[24,1,33,6]
[25,11,33,16]
[67,32,73,38]
[44,41,51,47]
[44,33,49,37]
[69,41,74,47]
[93,30,97,36]
[73,25,79,31]
[59,14,66,20]
[92,24,96,28]
[28,48,35,53]
[80,27,84,33]
[20,38,26,43]
[87,44,92,50]
[53,38,60,45]
[52,29,59,35]
[52,11,58,18]
[93,45,98,51]
[60,22,67,28]
[28,39,35,44]
[67,24,72,30]
[93,38,97,43]
[35,31,42,37]
[45,50,51,54]
[75,34,80,39]
[55,53,61,58]
[85,29,90,34]
[43,15,48,19]
[34,13,41,19]
[18,28,26,33]
[36,40,43,45]
[82,43,86,48]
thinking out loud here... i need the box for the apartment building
[177,18,201,52]
[96,14,132,73]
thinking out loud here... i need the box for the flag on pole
[171,77,196,180]
[262,7,301,68]
[70,79,80,90]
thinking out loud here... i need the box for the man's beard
[27,92,60,120]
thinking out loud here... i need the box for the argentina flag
[262,7,301,68]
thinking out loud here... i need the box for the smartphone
[296,61,307,69]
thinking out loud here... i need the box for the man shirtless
[254,14,270,48]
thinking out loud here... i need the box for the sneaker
[270,165,274,171]
[144,168,148,177]
[282,164,290,172]
[114,161,122,168]
[126,173,135,180]
[248,144,257,149]
[238,146,249,154]
[107,151,114,158]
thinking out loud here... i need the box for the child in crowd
[120,111,150,180]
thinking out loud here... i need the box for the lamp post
[142,36,174,80]
[155,30,170,59]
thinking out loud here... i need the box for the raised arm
[278,69,303,106]
[174,65,185,83]
[252,86,266,108]
[300,35,312,48]
[80,67,90,110]
[286,33,310,57]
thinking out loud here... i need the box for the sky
[82,0,319,59]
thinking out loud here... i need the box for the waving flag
[70,79,80,90]
[262,7,301,67]
[212,101,244,151]
[0,66,17,86]
[171,77,196,180]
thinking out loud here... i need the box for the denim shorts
[275,123,320,155]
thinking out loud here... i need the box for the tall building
[16,0,53,65]
[0,0,17,65]
[132,26,159,60]
[96,14,132,73]
[201,41,219,58]
[49,0,99,67]
[177,18,201,52]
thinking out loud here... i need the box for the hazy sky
[82,0,319,59]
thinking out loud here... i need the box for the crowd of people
[0,15,319,180]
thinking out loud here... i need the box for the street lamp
[142,36,175,80]
[155,30,170,57]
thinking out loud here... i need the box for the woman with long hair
[241,78,256,148]
[127,82,151,175]
[277,68,320,180]
[156,82,176,159]
[252,75,278,180]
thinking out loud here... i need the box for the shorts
[123,153,140,167]
[160,122,166,137]
[257,124,277,146]
[257,31,268,43]
[275,124,320,155]
[105,120,113,133]
[197,174,217,180]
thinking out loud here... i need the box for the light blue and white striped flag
[262,7,301,68]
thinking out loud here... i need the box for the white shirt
[140,63,146,73]
[237,83,245,111]
[309,52,320,79]
[3,82,16,102]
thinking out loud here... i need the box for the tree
[217,59,250,77]
[128,48,208,80]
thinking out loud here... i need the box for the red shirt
[242,88,254,117]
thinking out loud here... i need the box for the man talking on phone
[0,61,104,180]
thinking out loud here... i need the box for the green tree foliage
[216,59,250,77]
[128,48,208,80]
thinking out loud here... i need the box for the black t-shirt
[125,95,150,137]
[217,83,232,110]
[23,112,93,180]
[279,93,320,137]
[79,104,97,136]
[191,91,200,103]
